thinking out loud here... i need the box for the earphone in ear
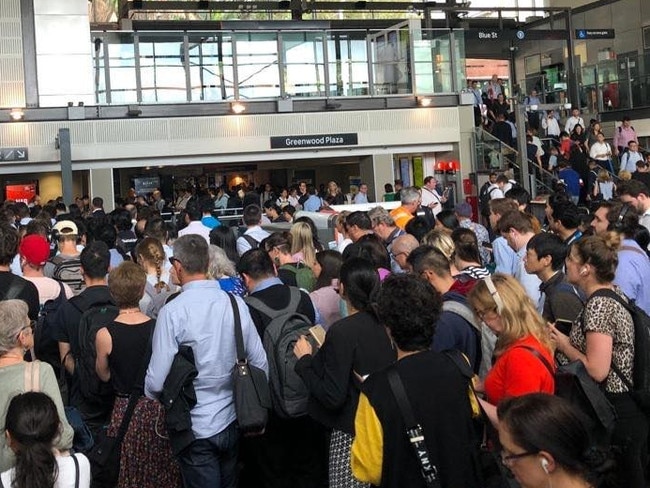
[541,458,549,474]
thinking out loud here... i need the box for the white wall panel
[0,108,467,174]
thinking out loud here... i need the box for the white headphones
[541,458,549,474]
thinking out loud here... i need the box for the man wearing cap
[44,220,85,295]
[455,202,491,265]
[20,234,74,303]
[0,223,40,320]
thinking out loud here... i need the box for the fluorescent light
[9,108,24,121]
[231,102,246,114]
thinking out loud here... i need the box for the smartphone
[555,319,573,336]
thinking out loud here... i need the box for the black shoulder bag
[87,322,155,488]
[386,368,442,488]
[229,294,271,435]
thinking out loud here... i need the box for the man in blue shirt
[303,185,322,212]
[557,160,582,205]
[145,235,268,488]
[590,201,650,315]
[408,246,480,373]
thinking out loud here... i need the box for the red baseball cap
[19,234,50,267]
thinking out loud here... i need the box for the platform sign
[271,133,358,149]
[466,29,567,41]
[575,29,615,40]
[0,147,28,161]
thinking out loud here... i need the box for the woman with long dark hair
[294,258,395,488]
[1,392,90,488]
[209,225,239,264]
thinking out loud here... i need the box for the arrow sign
[0,147,29,161]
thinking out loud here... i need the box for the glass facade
[92,27,467,104]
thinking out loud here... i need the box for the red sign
[6,182,37,204]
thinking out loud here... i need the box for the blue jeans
[177,421,239,488]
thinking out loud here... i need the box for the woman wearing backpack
[293,258,396,488]
[550,234,648,487]
[0,300,74,473]
[1,392,91,488]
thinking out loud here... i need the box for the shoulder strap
[242,234,259,248]
[57,280,66,299]
[386,368,442,488]
[587,289,636,392]
[24,361,41,392]
[441,301,480,333]
[230,294,245,363]
[245,287,301,319]
[72,453,80,488]
[515,346,555,378]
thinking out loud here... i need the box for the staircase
[473,127,557,198]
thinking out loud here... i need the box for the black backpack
[244,287,313,418]
[592,289,650,414]
[478,183,495,217]
[72,299,119,404]
[33,281,68,371]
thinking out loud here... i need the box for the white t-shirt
[1,453,90,488]
[24,276,74,305]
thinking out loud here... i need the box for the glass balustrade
[92,27,467,104]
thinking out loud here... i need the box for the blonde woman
[136,237,172,293]
[290,221,318,269]
[594,169,615,201]
[421,230,460,276]
[468,274,555,427]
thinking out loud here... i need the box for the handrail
[475,127,519,155]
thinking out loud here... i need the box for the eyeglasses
[168,257,181,267]
[474,308,497,321]
[501,450,537,466]
[390,251,407,260]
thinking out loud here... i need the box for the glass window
[283,32,326,97]
[139,36,188,103]
[188,34,235,101]
[235,32,280,99]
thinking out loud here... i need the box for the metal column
[58,128,73,206]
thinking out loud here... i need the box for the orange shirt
[389,206,414,231]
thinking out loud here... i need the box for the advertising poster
[6,181,37,204]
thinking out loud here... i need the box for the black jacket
[160,345,198,455]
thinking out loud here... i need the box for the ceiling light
[418,97,432,107]
[231,101,246,114]
[9,108,24,121]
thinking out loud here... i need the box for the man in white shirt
[564,108,585,133]
[236,204,270,256]
[541,110,560,138]
[354,183,369,204]
[177,198,211,244]
[620,141,643,173]
[420,176,446,217]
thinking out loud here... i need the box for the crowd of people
[0,160,649,488]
